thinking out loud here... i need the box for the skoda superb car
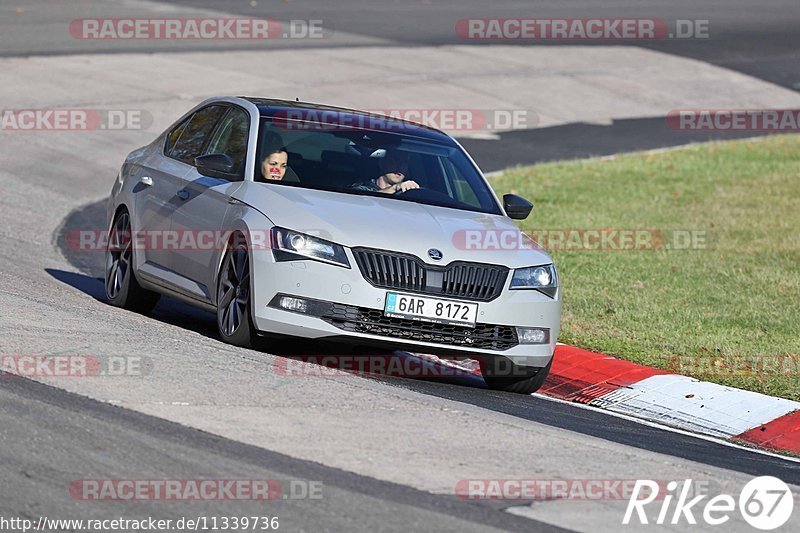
[105,96,561,394]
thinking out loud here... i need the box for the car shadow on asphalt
[45,268,221,340]
[44,268,488,391]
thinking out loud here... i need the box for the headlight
[510,264,558,297]
[271,227,350,268]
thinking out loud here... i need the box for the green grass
[491,135,800,400]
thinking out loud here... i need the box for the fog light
[517,327,549,344]
[279,296,308,313]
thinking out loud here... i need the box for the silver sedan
[105,96,561,394]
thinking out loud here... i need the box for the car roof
[239,96,455,143]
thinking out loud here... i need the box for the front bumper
[249,249,561,369]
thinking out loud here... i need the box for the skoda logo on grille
[428,248,443,261]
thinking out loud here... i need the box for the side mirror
[503,194,533,220]
[195,153,235,179]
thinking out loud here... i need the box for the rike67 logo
[624,477,794,530]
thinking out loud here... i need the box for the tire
[105,210,160,313]
[216,240,257,347]
[481,356,553,394]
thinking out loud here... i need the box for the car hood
[232,183,553,268]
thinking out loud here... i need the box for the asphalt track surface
[8,0,799,88]
[2,1,800,532]
[2,0,799,170]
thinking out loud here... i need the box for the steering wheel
[394,179,428,195]
[395,185,422,195]
[395,187,448,200]
[395,186,477,211]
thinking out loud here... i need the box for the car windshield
[254,116,502,215]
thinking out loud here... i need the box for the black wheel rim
[105,213,132,299]
[218,246,250,336]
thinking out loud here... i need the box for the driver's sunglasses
[386,159,409,172]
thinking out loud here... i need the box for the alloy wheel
[105,213,132,299]
[218,246,250,336]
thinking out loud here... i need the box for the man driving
[351,148,420,194]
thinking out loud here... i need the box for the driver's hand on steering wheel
[394,180,420,194]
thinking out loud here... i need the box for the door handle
[176,189,190,200]
[139,176,153,186]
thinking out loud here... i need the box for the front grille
[320,303,518,351]
[352,248,508,302]
[353,249,427,291]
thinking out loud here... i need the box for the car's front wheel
[105,210,160,313]
[216,241,257,347]
[481,356,553,394]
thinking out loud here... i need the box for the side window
[168,105,227,165]
[203,107,250,177]
[441,157,480,208]
[165,118,188,154]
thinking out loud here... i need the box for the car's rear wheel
[105,210,160,313]
[481,356,553,394]
[216,240,257,347]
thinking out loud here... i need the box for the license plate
[384,292,478,327]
